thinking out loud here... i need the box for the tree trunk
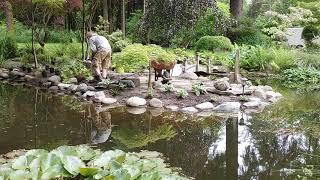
[31,1,38,68]
[230,0,243,19]
[108,0,113,33]
[121,0,126,37]
[143,0,146,14]
[103,0,109,31]
[82,0,86,61]
[3,1,14,32]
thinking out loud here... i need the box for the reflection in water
[1,83,320,179]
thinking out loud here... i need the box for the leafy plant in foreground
[192,83,207,96]
[176,89,188,99]
[163,84,175,92]
[0,145,188,180]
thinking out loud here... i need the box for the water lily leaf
[41,164,70,180]
[79,167,99,176]
[93,170,110,179]
[76,145,97,161]
[113,169,131,180]
[25,149,48,158]
[41,153,62,172]
[139,171,160,180]
[62,155,86,176]
[0,164,13,178]
[110,160,122,172]
[91,150,125,168]
[29,158,41,180]
[51,146,78,159]
[11,155,28,170]
[102,175,114,180]
[122,165,141,179]
[9,169,30,180]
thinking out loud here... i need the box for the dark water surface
[1,82,320,179]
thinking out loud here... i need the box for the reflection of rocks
[127,107,147,115]
[126,97,146,107]
[90,108,112,145]
[149,98,163,108]
[150,108,164,117]
[48,86,59,92]
[166,105,179,111]
[101,98,117,105]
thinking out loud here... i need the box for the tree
[230,0,243,19]
[1,1,14,32]
[121,0,126,37]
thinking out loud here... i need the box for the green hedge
[195,36,233,52]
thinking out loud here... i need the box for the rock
[126,97,147,107]
[92,98,102,103]
[77,83,88,93]
[82,91,95,98]
[68,78,78,84]
[49,86,59,92]
[253,88,267,100]
[149,98,163,108]
[228,72,242,84]
[88,86,95,91]
[123,77,140,87]
[119,80,135,88]
[197,111,214,117]
[9,71,25,78]
[101,98,117,105]
[248,97,261,102]
[243,101,261,109]
[214,81,230,91]
[212,65,228,73]
[266,91,282,102]
[263,85,273,91]
[150,108,164,117]
[48,75,61,83]
[213,102,241,112]
[69,85,78,92]
[94,91,106,99]
[181,107,198,114]
[166,105,179,111]
[33,71,43,79]
[195,102,214,111]
[24,75,36,82]
[75,92,82,97]
[42,82,52,88]
[0,72,9,79]
[127,107,146,115]
[58,83,71,91]
[179,72,198,80]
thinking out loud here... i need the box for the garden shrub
[0,34,17,61]
[112,44,149,72]
[58,59,91,81]
[107,30,131,52]
[147,45,176,65]
[294,50,320,69]
[127,10,143,42]
[281,67,320,90]
[303,25,320,42]
[195,36,233,52]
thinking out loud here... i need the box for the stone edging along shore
[0,67,283,116]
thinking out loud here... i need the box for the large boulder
[48,75,61,83]
[181,107,198,114]
[0,72,9,79]
[126,97,147,107]
[149,98,163,108]
[58,83,71,91]
[214,81,230,91]
[266,91,282,103]
[253,88,267,100]
[77,83,88,93]
[82,91,95,98]
[213,102,241,113]
[9,71,25,79]
[179,72,198,80]
[195,102,214,111]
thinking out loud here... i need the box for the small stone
[126,97,147,107]
[48,75,61,83]
[24,75,36,82]
[127,107,146,115]
[77,83,88,93]
[42,82,52,88]
[181,107,198,114]
[49,86,59,92]
[149,98,163,108]
[9,71,25,78]
[0,72,9,79]
[119,80,135,88]
[82,91,95,98]
[166,105,179,111]
[88,86,95,91]
[68,77,78,84]
[214,81,230,91]
[213,102,241,113]
[123,77,140,87]
[94,91,106,99]
[58,83,71,91]
[195,102,214,111]
[248,97,261,102]
[243,101,261,108]
[253,88,266,100]
[179,72,198,80]
[101,98,117,105]
[69,85,78,92]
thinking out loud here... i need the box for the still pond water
[0,82,320,179]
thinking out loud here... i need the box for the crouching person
[86,32,112,81]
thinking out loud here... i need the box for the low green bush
[57,59,91,81]
[112,44,149,72]
[195,36,233,52]
[302,25,320,42]
[294,50,320,69]
[281,67,320,90]
[147,45,176,64]
[107,30,131,52]
[0,34,17,62]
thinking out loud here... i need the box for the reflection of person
[90,107,112,145]
[86,32,112,81]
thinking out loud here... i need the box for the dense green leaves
[0,145,188,180]
[195,36,234,52]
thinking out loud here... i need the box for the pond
[0,82,320,179]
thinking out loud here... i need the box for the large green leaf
[62,155,86,176]
[11,156,28,170]
[9,170,30,180]
[91,150,125,168]
[41,164,70,180]
[93,170,111,179]
[29,158,41,180]
[79,167,100,176]
[41,153,62,172]
[51,146,78,159]
[113,169,131,180]
[0,164,13,179]
[25,149,48,158]
[122,165,142,179]
[76,145,97,161]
